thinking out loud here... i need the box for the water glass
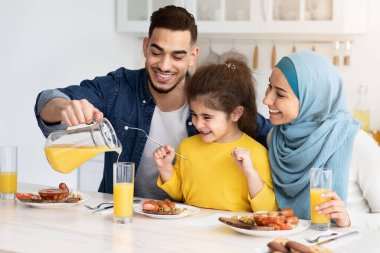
[0,146,18,199]
[113,162,134,224]
[310,168,332,231]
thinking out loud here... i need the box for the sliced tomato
[142,200,159,211]
[267,223,282,230]
[280,209,294,217]
[156,200,168,208]
[279,223,293,230]
[285,216,299,225]
[164,199,175,209]
[259,216,286,226]
[15,192,40,200]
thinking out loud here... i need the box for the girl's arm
[232,147,278,211]
[154,145,184,202]
[231,147,264,197]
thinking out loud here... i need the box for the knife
[315,231,359,245]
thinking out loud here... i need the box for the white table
[0,183,377,253]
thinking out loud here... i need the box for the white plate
[17,193,89,209]
[134,203,200,219]
[224,219,309,237]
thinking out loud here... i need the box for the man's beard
[147,71,186,94]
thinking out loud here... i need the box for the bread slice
[142,209,183,215]
[219,217,274,231]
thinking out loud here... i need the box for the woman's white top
[347,129,380,228]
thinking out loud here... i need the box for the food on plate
[218,216,274,231]
[141,199,186,215]
[267,238,333,253]
[219,209,299,231]
[38,188,69,200]
[15,182,83,203]
[59,182,69,190]
[253,210,299,230]
[15,193,41,201]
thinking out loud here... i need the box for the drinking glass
[310,168,332,231]
[0,146,18,199]
[113,162,134,224]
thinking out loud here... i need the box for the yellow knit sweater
[158,133,278,212]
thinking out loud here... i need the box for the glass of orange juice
[310,168,332,231]
[113,162,134,224]
[0,146,18,199]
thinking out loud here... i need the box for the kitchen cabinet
[116,0,368,35]
[116,0,186,32]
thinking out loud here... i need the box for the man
[34,5,272,199]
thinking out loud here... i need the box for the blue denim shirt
[34,68,272,194]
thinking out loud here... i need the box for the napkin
[179,213,224,228]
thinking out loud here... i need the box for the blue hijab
[269,51,360,219]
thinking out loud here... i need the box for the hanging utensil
[253,44,259,69]
[271,44,277,68]
[333,41,340,66]
[344,40,351,66]
[292,42,297,53]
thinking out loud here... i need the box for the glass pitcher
[44,118,122,174]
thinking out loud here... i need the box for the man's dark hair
[149,5,197,45]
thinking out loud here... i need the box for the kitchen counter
[0,183,378,253]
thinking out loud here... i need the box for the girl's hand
[153,145,176,183]
[153,145,176,168]
[231,147,264,198]
[315,191,351,227]
[231,147,255,176]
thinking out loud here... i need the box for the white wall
[0,0,141,188]
[1,0,379,189]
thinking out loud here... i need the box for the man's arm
[39,97,72,124]
[34,89,103,138]
[40,97,103,126]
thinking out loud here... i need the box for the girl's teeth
[269,109,280,113]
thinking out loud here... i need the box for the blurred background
[0,0,379,191]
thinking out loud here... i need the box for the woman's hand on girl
[315,191,351,227]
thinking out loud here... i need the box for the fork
[124,126,186,160]
[92,205,113,213]
[305,232,338,243]
[84,202,113,210]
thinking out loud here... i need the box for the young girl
[153,58,278,212]
[263,51,380,227]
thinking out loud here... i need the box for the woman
[264,51,380,227]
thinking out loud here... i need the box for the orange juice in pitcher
[44,118,121,173]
